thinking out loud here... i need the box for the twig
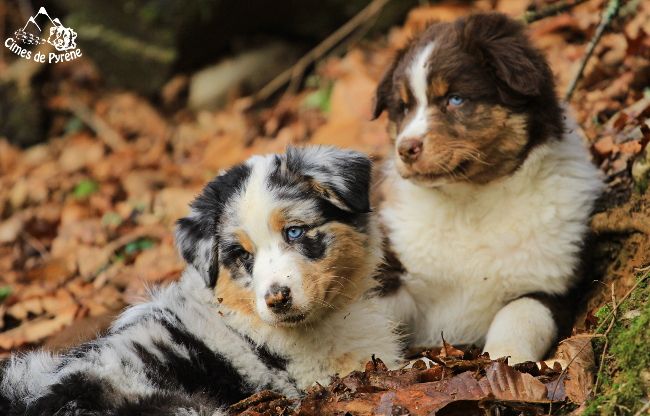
[255,0,591,103]
[67,98,127,152]
[594,283,617,394]
[255,0,390,101]
[330,9,381,60]
[593,268,649,334]
[633,400,650,416]
[440,331,449,356]
[564,0,621,101]
[86,225,169,283]
[522,0,589,24]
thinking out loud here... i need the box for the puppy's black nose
[265,284,292,312]
[398,138,423,163]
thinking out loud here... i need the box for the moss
[582,272,650,415]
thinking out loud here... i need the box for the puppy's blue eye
[285,226,305,241]
[448,95,465,106]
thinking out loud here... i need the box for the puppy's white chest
[379,136,602,346]
[381,189,515,345]
[382,182,531,290]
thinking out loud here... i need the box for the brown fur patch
[398,82,410,107]
[269,208,286,233]
[298,223,373,318]
[215,267,261,326]
[428,75,448,97]
[373,232,406,297]
[235,230,255,254]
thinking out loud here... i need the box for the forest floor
[0,0,648,414]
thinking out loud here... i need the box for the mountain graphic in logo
[14,7,76,51]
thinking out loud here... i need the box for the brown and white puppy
[372,13,603,363]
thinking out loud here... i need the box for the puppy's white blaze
[398,43,435,142]
[238,155,276,247]
[253,245,307,321]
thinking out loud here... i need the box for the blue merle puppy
[0,146,402,416]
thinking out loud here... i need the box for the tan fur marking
[298,223,373,320]
[215,267,261,326]
[501,113,528,152]
[428,75,449,97]
[310,180,331,199]
[387,121,398,142]
[235,230,255,254]
[269,208,286,233]
[398,82,409,106]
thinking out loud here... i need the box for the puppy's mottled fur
[372,13,603,363]
[0,147,401,415]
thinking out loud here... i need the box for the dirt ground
[0,0,648,414]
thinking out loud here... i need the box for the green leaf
[64,117,84,135]
[0,286,12,303]
[302,82,333,113]
[73,179,99,199]
[124,238,155,255]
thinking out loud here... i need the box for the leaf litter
[0,0,649,414]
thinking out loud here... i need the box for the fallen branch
[522,0,589,24]
[564,0,621,100]
[256,0,595,103]
[254,0,390,102]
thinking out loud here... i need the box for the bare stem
[254,0,390,102]
[522,0,589,24]
[564,0,621,101]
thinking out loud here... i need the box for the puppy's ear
[287,146,372,213]
[372,50,405,120]
[175,164,251,287]
[461,13,551,99]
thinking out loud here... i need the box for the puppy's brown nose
[265,284,292,312]
[398,138,423,163]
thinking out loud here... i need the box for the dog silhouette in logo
[47,25,77,51]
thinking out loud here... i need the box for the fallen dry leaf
[553,336,596,404]
[0,215,23,244]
